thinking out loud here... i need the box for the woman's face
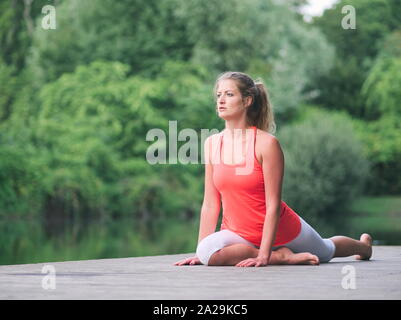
[216,79,248,119]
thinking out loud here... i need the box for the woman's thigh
[196,229,256,265]
[282,217,336,263]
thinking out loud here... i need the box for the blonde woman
[175,71,372,267]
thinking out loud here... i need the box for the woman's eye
[216,92,233,98]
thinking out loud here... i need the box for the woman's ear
[245,96,253,108]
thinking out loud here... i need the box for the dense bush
[0,60,210,228]
[356,32,401,194]
[0,144,42,217]
[352,115,401,195]
[278,107,370,232]
[26,0,334,121]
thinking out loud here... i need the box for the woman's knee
[196,231,229,265]
[207,250,223,266]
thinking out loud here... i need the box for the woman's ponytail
[248,80,276,134]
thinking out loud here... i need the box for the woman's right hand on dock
[174,256,202,266]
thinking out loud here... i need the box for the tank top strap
[218,131,223,163]
[246,126,255,157]
[250,126,258,166]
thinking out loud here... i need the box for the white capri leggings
[196,217,336,265]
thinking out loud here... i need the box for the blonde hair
[214,71,276,134]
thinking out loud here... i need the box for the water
[0,216,398,265]
[0,217,198,265]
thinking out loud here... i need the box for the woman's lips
[218,107,227,111]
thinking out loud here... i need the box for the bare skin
[330,233,373,260]
[209,244,319,266]
[174,244,319,267]
[174,233,373,267]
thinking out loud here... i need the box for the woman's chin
[217,111,231,120]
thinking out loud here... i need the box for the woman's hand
[235,256,269,267]
[174,256,202,266]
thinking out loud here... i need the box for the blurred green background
[0,0,400,265]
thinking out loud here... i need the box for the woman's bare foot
[355,233,372,260]
[275,247,320,265]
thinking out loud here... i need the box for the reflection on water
[0,215,399,265]
[0,217,198,266]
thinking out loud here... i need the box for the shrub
[278,107,370,231]
[352,115,401,194]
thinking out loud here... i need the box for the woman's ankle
[270,247,290,264]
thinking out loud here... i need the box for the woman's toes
[311,255,320,265]
[356,233,373,260]
[361,233,373,245]
[304,253,319,265]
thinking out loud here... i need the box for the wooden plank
[0,246,400,299]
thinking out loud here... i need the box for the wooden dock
[0,246,400,299]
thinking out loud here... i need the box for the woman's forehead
[216,79,239,92]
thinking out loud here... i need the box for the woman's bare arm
[174,135,221,266]
[258,135,285,263]
[235,134,284,267]
[197,134,221,243]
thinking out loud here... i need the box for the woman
[175,71,372,267]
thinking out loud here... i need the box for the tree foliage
[25,0,334,121]
[177,0,335,119]
[309,0,401,119]
[27,0,195,84]
[362,31,401,119]
[1,60,210,225]
[279,107,370,231]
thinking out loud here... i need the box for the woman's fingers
[181,258,192,265]
[174,258,188,266]
[174,257,199,266]
[190,258,201,265]
[235,259,256,267]
[243,261,253,267]
[235,260,246,267]
[177,257,264,267]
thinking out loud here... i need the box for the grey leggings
[196,217,336,265]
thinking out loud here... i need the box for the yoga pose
[175,71,372,267]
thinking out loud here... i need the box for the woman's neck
[223,125,253,140]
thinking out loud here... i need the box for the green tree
[0,59,18,121]
[0,0,53,71]
[313,0,396,61]
[279,106,370,232]
[352,116,401,194]
[32,61,168,223]
[26,0,334,122]
[180,0,335,120]
[354,30,401,194]
[2,60,215,233]
[0,0,54,122]
[362,57,401,118]
[27,0,194,85]
[362,31,401,119]
[309,0,401,119]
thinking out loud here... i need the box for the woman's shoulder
[255,128,278,145]
[204,132,222,155]
[204,132,221,143]
[255,129,281,162]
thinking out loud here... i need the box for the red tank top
[212,126,301,247]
